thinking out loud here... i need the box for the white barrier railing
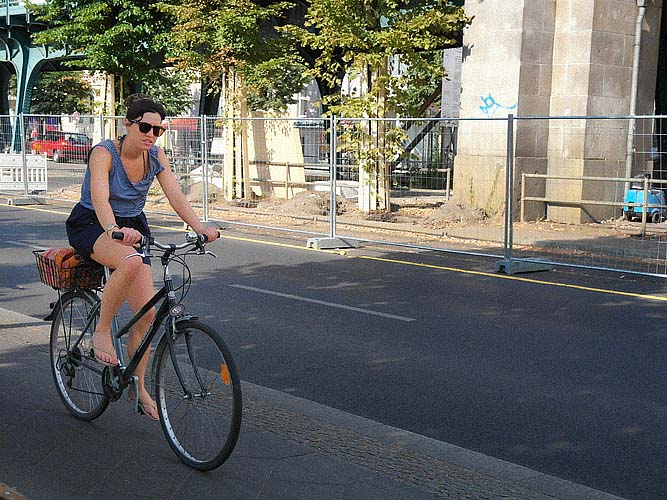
[0,154,47,192]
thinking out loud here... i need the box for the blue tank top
[79,139,165,217]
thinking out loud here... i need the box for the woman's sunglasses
[129,119,166,137]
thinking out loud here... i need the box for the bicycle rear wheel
[154,320,242,471]
[50,290,109,420]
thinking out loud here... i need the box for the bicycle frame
[56,241,198,393]
[108,245,194,390]
[112,283,172,388]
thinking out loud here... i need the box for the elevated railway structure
[0,0,76,115]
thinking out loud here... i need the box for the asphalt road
[2,201,667,500]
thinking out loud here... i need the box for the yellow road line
[3,204,70,216]
[219,233,347,255]
[5,204,666,302]
[352,254,667,302]
[215,233,667,303]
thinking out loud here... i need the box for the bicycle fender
[174,315,198,326]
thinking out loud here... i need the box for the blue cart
[623,175,666,223]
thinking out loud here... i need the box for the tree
[282,0,470,117]
[158,0,308,113]
[280,0,469,211]
[158,0,470,210]
[141,68,197,116]
[30,71,94,114]
[280,0,471,210]
[28,0,191,112]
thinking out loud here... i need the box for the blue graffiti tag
[479,94,517,117]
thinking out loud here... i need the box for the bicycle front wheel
[154,320,242,471]
[50,290,109,420]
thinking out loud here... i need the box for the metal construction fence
[2,112,667,277]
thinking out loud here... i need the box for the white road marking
[230,284,416,322]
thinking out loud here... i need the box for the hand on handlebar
[110,227,144,246]
[199,226,220,243]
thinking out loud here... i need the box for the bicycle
[34,232,242,471]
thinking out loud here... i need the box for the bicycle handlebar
[111,230,220,251]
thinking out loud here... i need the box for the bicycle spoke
[50,291,109,420]
[155,320,241,470]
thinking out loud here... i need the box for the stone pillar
[456,0,662,223]
[455,0,527,216]
[516,2,557,221]
[546,0,662,223]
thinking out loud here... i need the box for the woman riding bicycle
[65,94,219,420]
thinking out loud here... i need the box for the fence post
[503,114,514,264]
[19,113,28,196]
[446,168,451,201]
[495,115,551,274]
[201,115,209,222]
[285,162,290,200]
[641,174,648,236]
[305,114,359,250]
[330,115,337,239]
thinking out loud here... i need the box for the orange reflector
[220,364,231,385]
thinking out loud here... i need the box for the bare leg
[92,234,155,394]
[91,234,159,418]
[89,234,146,364]
[125,264,158,419]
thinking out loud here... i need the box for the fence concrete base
[306,237,360,250]
[3,196,46,206]
[495,259,553,275]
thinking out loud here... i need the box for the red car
[30,131,93,163]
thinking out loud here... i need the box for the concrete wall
[516,2,557,220]
[456,0,663,223]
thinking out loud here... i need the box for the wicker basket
[34,249,103,290]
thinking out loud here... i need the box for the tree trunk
[199,79,221,115]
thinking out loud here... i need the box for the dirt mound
[421,201,486,227]
[257,191,357,216]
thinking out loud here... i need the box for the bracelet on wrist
[104,223,119,236]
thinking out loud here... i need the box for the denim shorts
[66,203,152,265]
